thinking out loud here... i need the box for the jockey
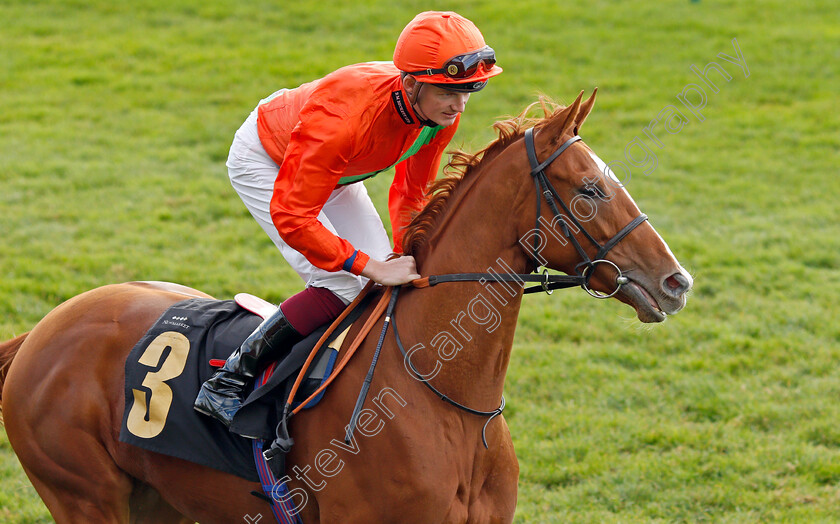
[195,11,503,428]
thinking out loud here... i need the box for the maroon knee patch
[279,287,346,336]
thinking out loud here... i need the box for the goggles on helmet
[407,46,497,80]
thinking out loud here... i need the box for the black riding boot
[194,307,303,427]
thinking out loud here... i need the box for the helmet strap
[408,82,439,128]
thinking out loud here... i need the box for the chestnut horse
[0,91,691,523]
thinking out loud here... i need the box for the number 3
[126,331,191,438]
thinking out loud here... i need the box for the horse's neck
[398,167,530,406]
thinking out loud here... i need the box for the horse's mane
[401,97,566,256]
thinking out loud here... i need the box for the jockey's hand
[361,256,421,286]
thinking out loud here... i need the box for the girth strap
[263,281,389,471]
[286,284,391,417]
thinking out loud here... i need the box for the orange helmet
[394,11,503,92]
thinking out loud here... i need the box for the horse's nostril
[665,275,680,290]
[664,273,690,294]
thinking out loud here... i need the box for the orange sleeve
[269,103,369,274]
[388,117,460,252]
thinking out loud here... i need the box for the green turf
[2,0,838,522]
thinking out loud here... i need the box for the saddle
[229,291,371,440]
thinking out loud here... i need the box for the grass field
[1,0,838,522]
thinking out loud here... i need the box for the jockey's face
[416,85,470,127]
[404,76,471,127]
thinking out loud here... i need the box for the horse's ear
[573,88,597,135]
[540,91,584,145]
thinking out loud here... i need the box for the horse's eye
[579,185,602,198]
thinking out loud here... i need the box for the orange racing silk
[257,62,458,275]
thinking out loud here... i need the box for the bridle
[523,127,649,298]
[412,127,649,298]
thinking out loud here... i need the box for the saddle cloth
[118,296,361,481]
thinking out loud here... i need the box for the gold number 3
[126,331,191,439]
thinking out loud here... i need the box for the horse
[0,90,692,523]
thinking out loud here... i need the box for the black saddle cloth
[118,296,367,480]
